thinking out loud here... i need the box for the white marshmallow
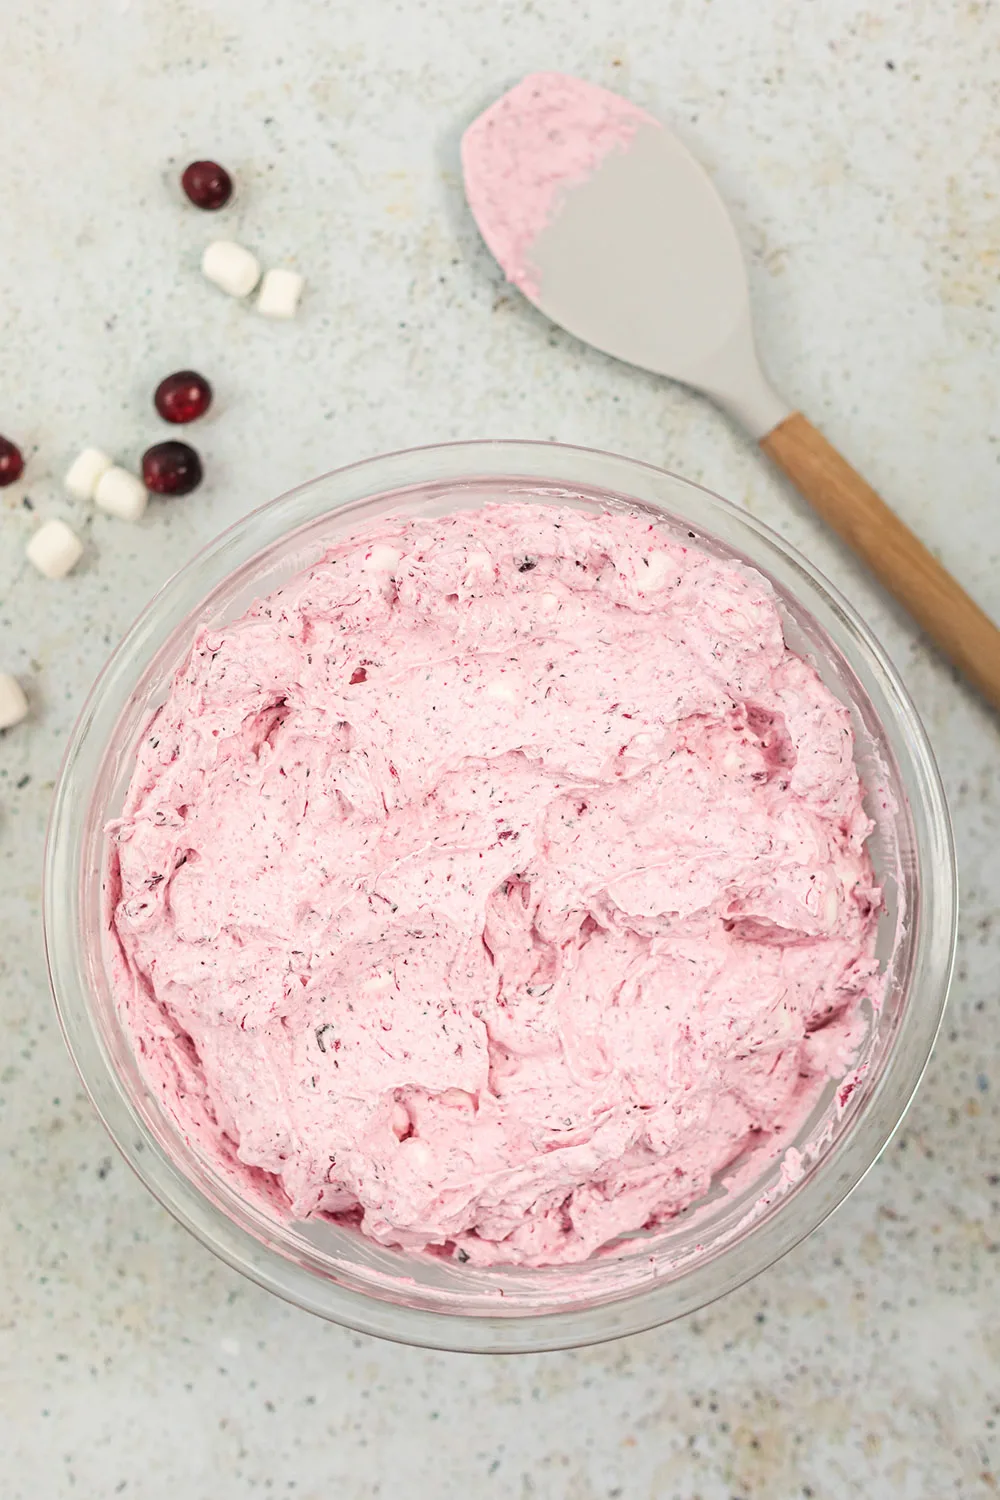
[202,240,261,298]
[360,971,394,994]
[0,674,28,730]
[64,447,113,501]
[256,267,304,319]
[94,465,148,522]
[439,1089,475,1112]
[639,551,674,592]
[401,1138,431,1169]
[362,544,402,573]
[26,518,84,579]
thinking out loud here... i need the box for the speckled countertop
[2,2,999,1497]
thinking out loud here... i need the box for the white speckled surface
[2,2,999,1496]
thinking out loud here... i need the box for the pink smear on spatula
[461,72,656,299]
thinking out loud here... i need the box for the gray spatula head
[463,73,789,438]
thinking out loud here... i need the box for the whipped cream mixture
[108,505,880,1265]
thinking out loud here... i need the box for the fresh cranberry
[0,436,24,487]
[142,441,203,496]
[181,160,233,210]
[154,370,213,424]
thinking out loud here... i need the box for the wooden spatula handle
[760,411,1000,711]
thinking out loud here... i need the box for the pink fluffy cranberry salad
[108,503,880,1266]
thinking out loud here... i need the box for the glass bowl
[44,440,956,1353]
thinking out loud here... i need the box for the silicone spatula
[462,72,1000,710]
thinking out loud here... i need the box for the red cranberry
[181,160,233,210]
[142,441,203,496]
[0,436,24,487]
[154,370,213,424]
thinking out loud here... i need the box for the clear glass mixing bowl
[44,440,956,1352]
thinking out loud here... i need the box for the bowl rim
[43,437,957,1352]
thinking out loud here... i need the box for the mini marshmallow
[94,465,148,522]
[64,447,113,501]
[362,544,402,573]
[26,518,84,579]
[0,673,28,730]
[202,239,261,298]
[639,551,674,592]
[256,267,304,319]
[439,1089,476,1112]
[486,677,519,703]
[360,971,395,994]
[822,885,841,929]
